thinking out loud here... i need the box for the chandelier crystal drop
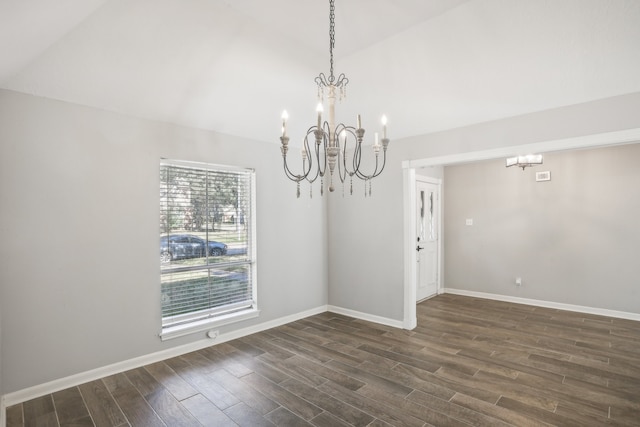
[279,0,390,198]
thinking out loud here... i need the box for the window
[159,159,257,340]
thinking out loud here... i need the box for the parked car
[160,234,227,262]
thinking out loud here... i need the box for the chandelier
[279,0,390,198]
[506,154,543,170]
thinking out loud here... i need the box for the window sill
[160,308,260,341]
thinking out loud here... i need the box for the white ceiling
[1,0,640,144]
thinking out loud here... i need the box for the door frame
[402,170,442,329]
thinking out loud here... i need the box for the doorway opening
[401,128,640,330]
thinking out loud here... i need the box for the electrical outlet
[207,330,219,339]
[515,277,522,287]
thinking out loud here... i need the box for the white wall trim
[2,305,328,408]
[1,395,6,427]
[402,167,418,330]
[444,288,640,321]
[327,305,404,329]
[401,127,640,169]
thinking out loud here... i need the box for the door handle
[416,245,424,252]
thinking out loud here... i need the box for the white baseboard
[2,305,328,409]
[443,288,640,321]
[327,305,404,329]
[0,303,405,414]
[1,396,5,427]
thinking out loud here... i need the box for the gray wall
[0,89,328,394]
[327,92,640,322]
[2,88,640,396]
[326,151,405,321]
[444,144,640,312]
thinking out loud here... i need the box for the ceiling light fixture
[506,154,543,170]
[279,0,390,198]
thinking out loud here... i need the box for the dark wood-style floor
[6,294,640,426]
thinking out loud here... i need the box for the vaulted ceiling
[2,0,639,144]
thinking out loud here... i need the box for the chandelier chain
[329,0,335,82]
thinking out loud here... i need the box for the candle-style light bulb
[316,103,323,129]
[339,130,346,146]
[357,114,362,129]
[381,115,387,139]
[374,132,379,147]
[281,110,289,137]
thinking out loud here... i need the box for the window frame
[159,159,258,341]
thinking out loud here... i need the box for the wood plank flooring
[6,294,640,426]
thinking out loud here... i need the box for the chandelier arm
[315,124,329,178]
[306,158,324,182]
[342,136,364,181]
[352,139,363,176]
[303,131,321,184]
[339,129,354,177]
[281,133,315,183]
[352,143,384,181]
[335,124,355,183]
[341,126,364,179]
[339,145,348,183]
[282,156,308,182]
[369,138,391,179]
[354,157,379,180]
[335,135,345,183]
[370,149,388,179]
[354,155,380,180]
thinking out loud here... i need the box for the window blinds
[160,160,255,329]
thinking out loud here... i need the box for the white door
[416,179,439,302]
